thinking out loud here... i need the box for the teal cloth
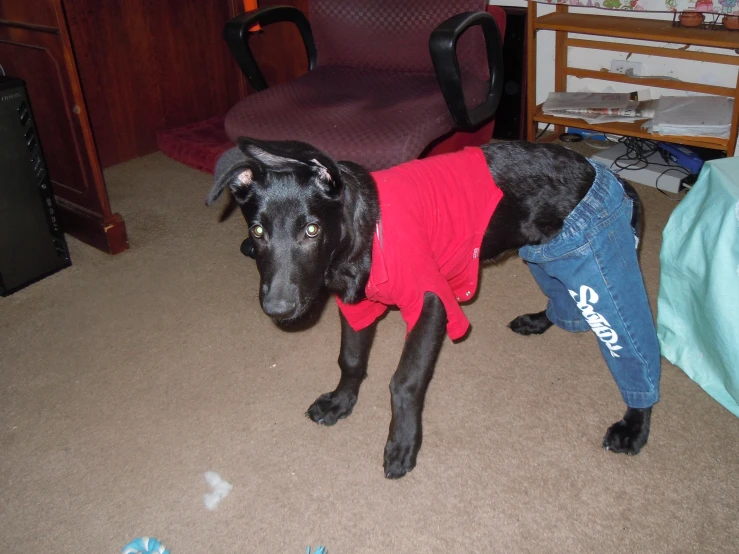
[658,157,739,417]
[122,537,169,554]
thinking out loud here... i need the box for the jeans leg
[526,261,591,333]
[558,217,660,408]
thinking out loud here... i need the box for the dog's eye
[251,225,264,239]
[305,224,320,238]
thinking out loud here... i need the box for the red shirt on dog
[336,147,503,340]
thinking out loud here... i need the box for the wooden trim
[525,0,537,141]
[535,12,739,49]
[553,4,567,137]
[53,0,117,221]
[52,0,129,254]
[729,70,739,155]
[0,19,59,33]
[57,197,129,255]
[566,67,735,97]
[554,5,567,94]
[565,38,739,66]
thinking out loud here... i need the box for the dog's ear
[205,146,263,206]
[306,157,342,199]
[238,137,343,199]
[237,137,301,171]
[205,165,254,206]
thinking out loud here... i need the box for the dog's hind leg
[306,312,376,426]
[509,262,587,337]
[384,293,447,479]
[603,406,652,455]
[508,311,554,335]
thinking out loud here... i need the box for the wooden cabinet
[61,0,308,170]
[0,0,310,254]
[526,4,739,156]
[0,0,128,254]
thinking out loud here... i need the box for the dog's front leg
[384,292,447,479]
[306,312,376,426]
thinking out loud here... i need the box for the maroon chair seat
[225,66,488,171]
[223,0,505,171]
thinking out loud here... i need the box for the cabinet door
[0,0,128,254]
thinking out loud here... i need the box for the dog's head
[206,138,352,324]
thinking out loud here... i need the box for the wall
[64,0,245,168]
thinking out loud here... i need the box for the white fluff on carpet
[203,471,232,511]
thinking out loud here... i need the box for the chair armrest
[224,5,317,92]
[429,11,504,130]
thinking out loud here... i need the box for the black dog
[206,138,653,478]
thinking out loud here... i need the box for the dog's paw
[383,439,417,479]
[603,407,652,455]
[508,311,554,336]
[305,390,357,426]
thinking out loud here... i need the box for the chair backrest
[310,0,489,74]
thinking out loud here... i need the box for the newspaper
[543,92,657,123]
[543,92,638,112]
[542,91,732,139]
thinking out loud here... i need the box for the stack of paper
[645,96,734,139]
[542,92,657,124]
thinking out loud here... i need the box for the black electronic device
[1,75,71,296]
[492,7,527,141]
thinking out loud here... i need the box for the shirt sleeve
[393,255,471,341]
[335,296,388,332]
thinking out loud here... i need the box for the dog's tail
[619,177,643,249]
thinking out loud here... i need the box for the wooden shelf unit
[526,4,739,155]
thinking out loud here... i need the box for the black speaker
[1,76,71,296]
[493,7,527,141]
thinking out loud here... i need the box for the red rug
[157,116,232,174]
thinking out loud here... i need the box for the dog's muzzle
[261,282,300,320]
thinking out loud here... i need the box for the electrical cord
[609,136,690,199]
[655,168,691,199]
[535,123,551,140]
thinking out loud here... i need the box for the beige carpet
[1,148,737,554]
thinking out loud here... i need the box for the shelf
[527,4,739,154]
[533,104,729,151]
[535,12,739,50]
[566,68,735,97]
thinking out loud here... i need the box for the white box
[589,143,685,194]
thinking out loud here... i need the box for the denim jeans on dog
[518,160,660,408]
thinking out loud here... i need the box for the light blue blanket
[658,157,739,417]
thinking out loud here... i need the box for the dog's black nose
[261,296,297,319]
